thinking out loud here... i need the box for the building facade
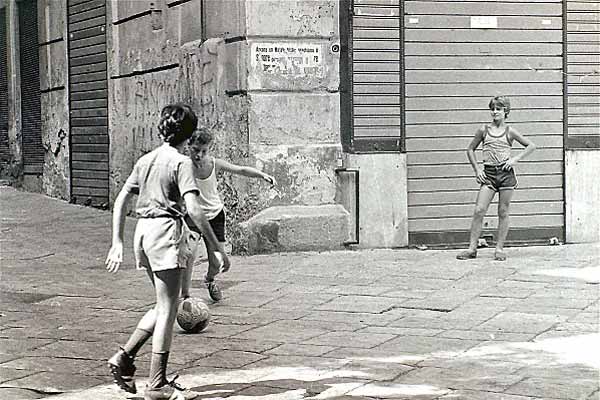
[1,0,598,252]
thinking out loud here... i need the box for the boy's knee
[473,206,487,218]
[497,207,510,219]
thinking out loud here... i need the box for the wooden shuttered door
[68,0,109,207]
[0,7,9,164]
[19,0,44,174]
[405,1,565,246]
[350,0,403,152]
[566,0,600,149]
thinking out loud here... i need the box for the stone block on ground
[243,204,350,254]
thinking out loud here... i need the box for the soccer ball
[177,297,211,333]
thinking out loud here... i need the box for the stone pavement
[0,186,599,400]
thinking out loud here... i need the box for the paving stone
[476,312,564,334]
[0,338,55,354]
[0,387,45,399]
[376,335,481,356]
[323,284,399,296]
[24,340,108,360]
[264,344,337,357]
[347,381,450,399]
[505,377,598,399]
[302,331,396,349]
[439,389,535,399]
[1,371,104,394]
[189,349,267,369]
[261,293,340,312]
[359,326,443,337]
[0,367,38,384]
[315,295,402,314]
[395,365,522,392]
[231,320,328,343]
[299,310,406,327]
[436,329,535,342]
[0,357,105,376]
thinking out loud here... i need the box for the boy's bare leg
[148,269,182,389]
[466,185,496,252]
[495,189,514,259]
[180,239,199,299]
[203,236,224,301]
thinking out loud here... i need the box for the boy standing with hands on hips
[457,96,536,261]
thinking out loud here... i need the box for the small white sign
[409,17,419,24]
[470,16,497,29]
[542,19,552,25]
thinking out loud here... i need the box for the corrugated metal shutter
[0,7,9,163]
[68,0,109,207]
[566,0,600,149]
[19,0,44,174]
[405,0,565,246]
[350,0,403,152]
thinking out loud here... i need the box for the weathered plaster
[566,150,600,243]
[40,90,69,200]
[251,143,341,206]
[248,93,339,145]
[245,1,338,38]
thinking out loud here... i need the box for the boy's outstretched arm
[467,126,486,184]
[183,192,231,272]
[503,128,537,170]
[106,189,134,273]
[216,159,276,185]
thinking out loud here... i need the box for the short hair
[488,96,511,118]
[158,103,198,146]
[189,127,213,147]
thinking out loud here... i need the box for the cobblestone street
[1,187,599,400]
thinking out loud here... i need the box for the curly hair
[158,103,198,146]
[489,96,511,118]
[189,126,214,147]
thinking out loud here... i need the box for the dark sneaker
[206,280,222,302]
[456,250,477,260]
[108,347,137,394]
[144,375,198,400]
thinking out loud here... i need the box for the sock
[123,328,152,358]
[148,351,169,389]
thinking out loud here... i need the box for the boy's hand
[475,168,487,184]
[105,243,123,273]
[502,159,516,171]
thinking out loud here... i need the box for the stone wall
[38,0,69,200]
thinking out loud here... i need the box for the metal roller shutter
[19,0,44,173]
[404,0,565,246]
[67,0,109,207]
[0,7,9,164]
[348,0,403,152]
[565,0,600,149]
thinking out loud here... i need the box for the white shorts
[133,217,200,272]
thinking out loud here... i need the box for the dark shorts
[185,209,226,243]
[483,164,518,192]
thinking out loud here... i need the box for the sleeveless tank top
[195,158,224,219]
[482,125,512,166]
